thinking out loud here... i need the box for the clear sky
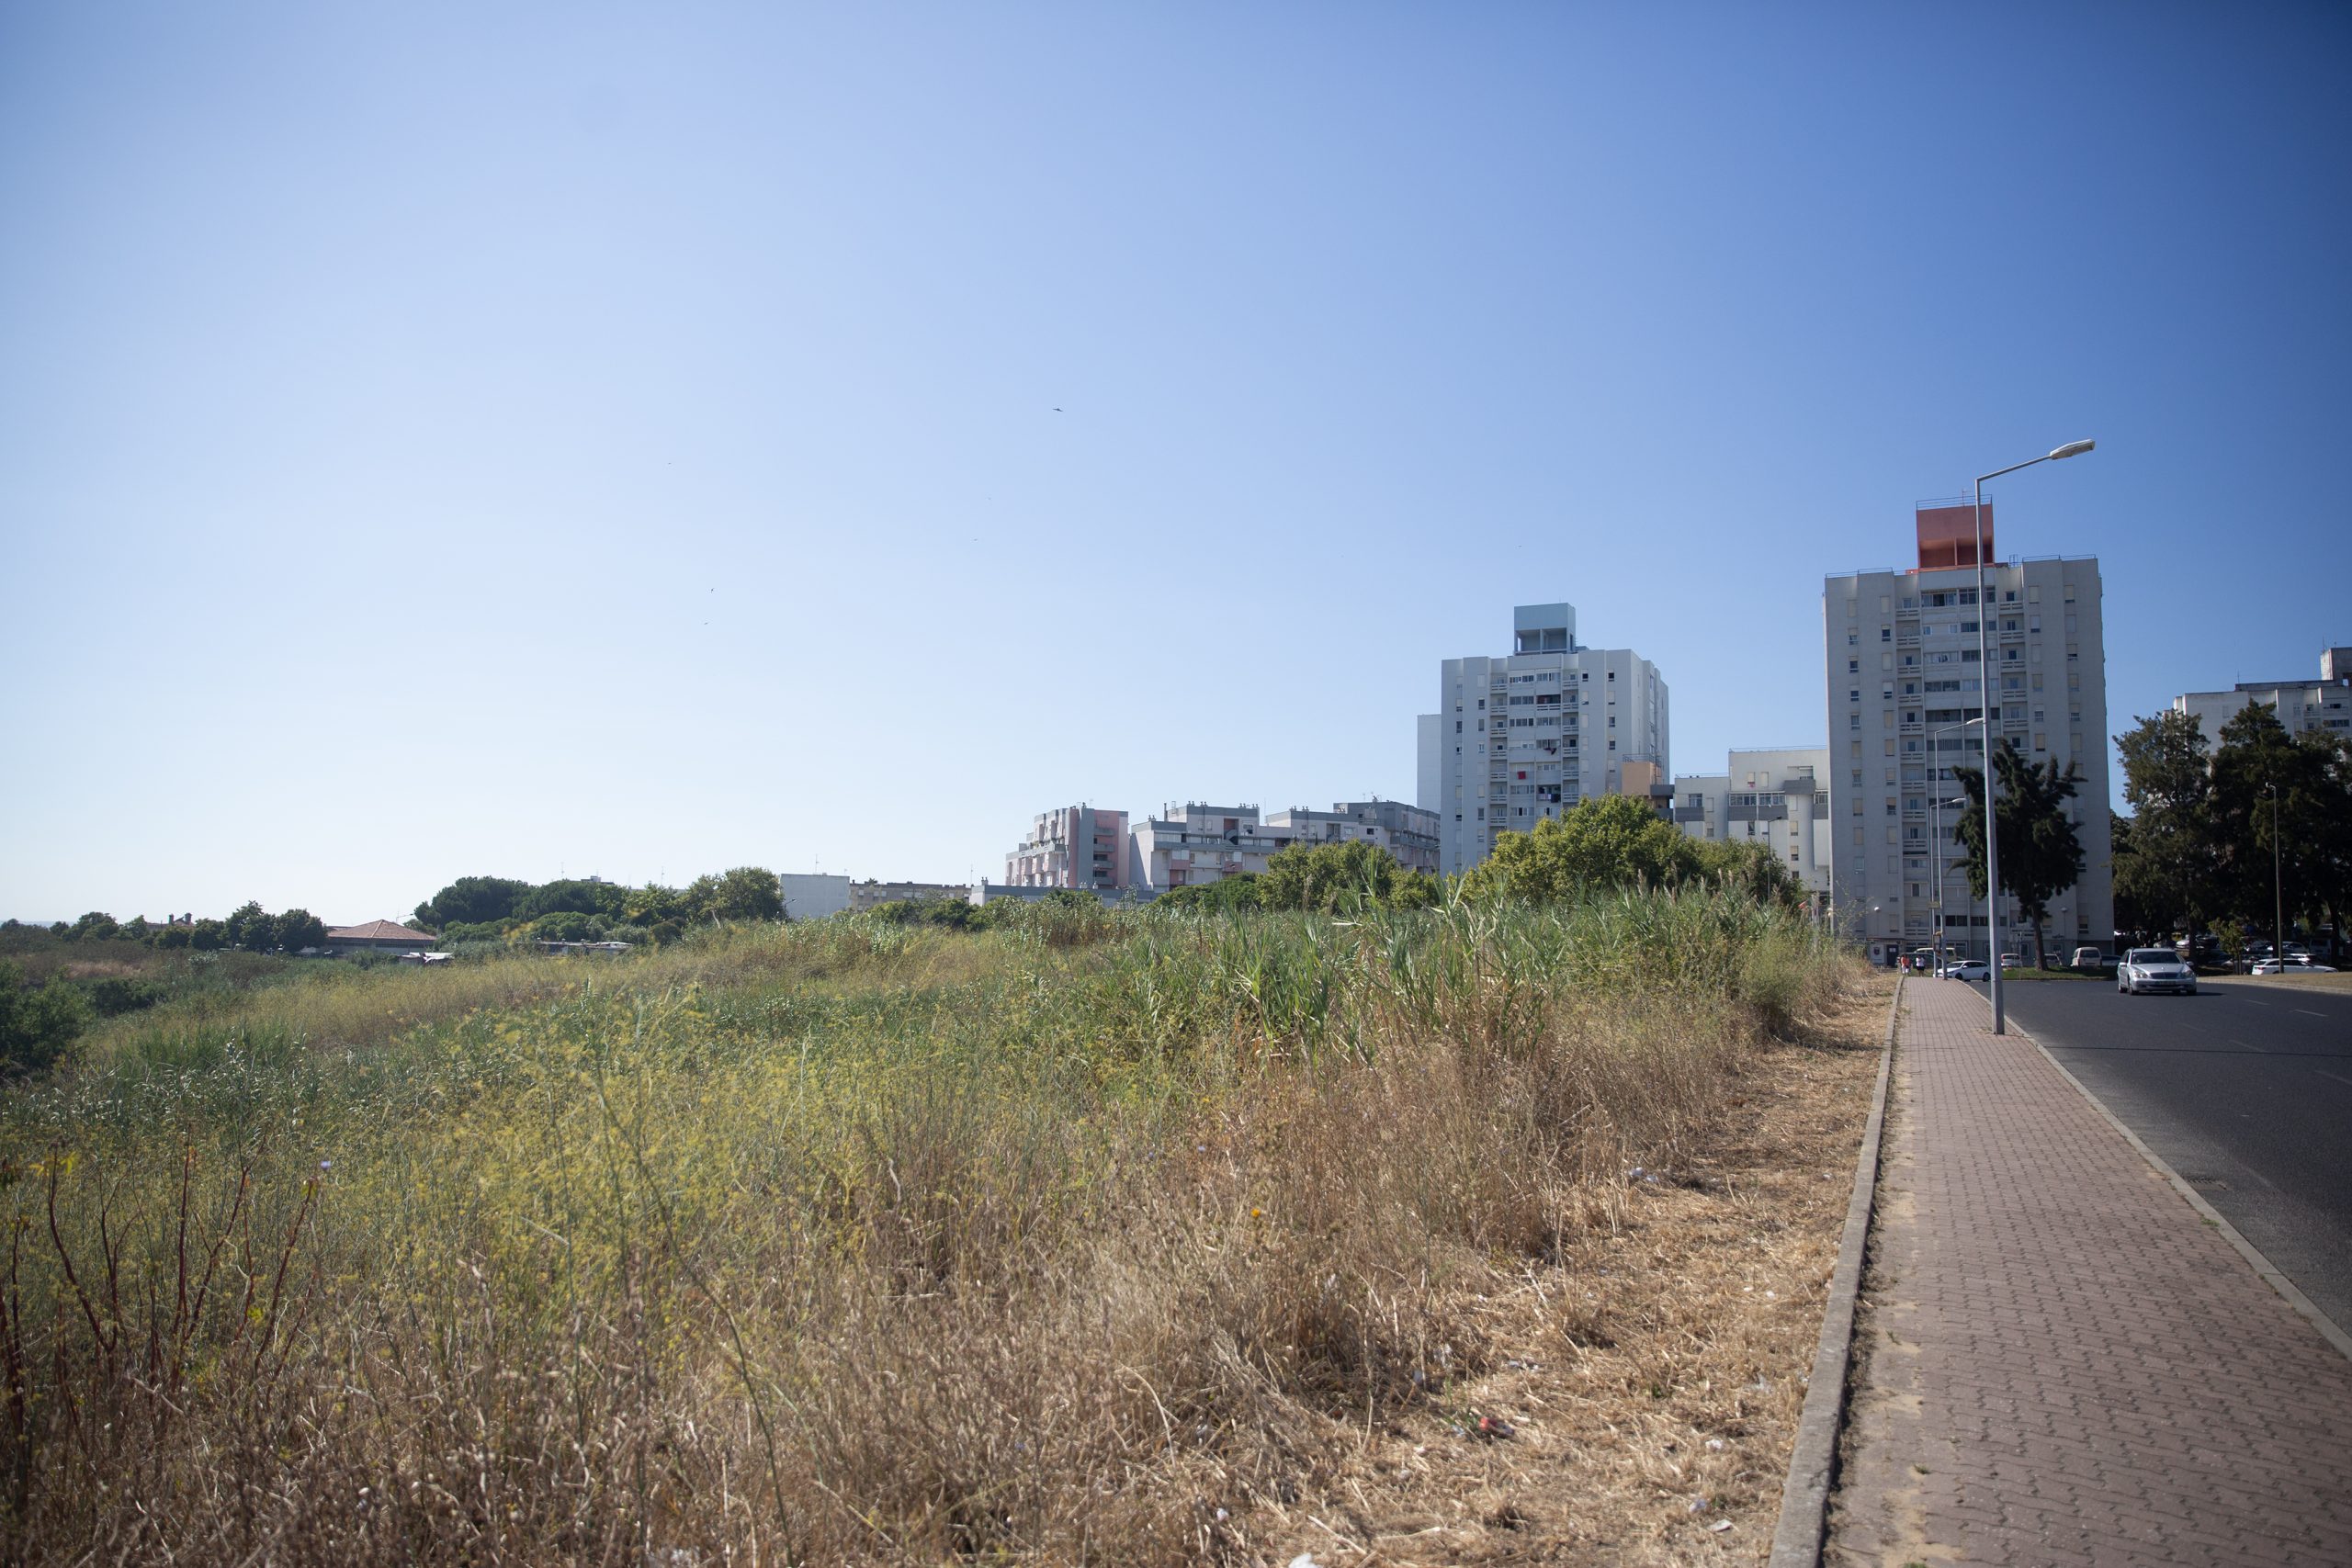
[4,2,2347,925]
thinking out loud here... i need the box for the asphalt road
[1984,976,2352,1337]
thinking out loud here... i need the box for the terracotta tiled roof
[325,919,435,942]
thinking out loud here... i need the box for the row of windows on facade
[1456,714,1610,732]
[1842,583,2079,614]
[1847,611,2079,646]
[1847,643,2076,678]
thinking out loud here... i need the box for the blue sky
[4,2,2347,923]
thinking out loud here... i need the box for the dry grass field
[1,897,1878,1565]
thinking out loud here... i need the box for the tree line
[414,868,783,947]
[1154,796,1817,916]
[36,903,329,953]
[2112,701,2352,953]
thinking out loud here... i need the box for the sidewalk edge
[1767,973,1900,1568]
[2017,1023,2352,1364]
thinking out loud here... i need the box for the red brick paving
[1826,979,2352,1567]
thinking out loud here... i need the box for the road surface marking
[2292,1009,2326,1018]
[2315,1070,2352,1089]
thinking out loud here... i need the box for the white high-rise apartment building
[1671,746,1832,911]
[1418,603,1669,876]
[1824,502,2113,967]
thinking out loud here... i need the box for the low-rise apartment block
[1127,803,1295,892]
[1671,746,1832,909]
[1417,603,1670,876]
[1122,799,1439,892]
[2170,648,2352,741]
[1261,799,1441,874]
[1004,806,1130,893]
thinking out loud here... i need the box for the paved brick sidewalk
[1826,979,2352,1567]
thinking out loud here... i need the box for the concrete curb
[2016,1021,2352,1365]
[1767,973,1900,1568]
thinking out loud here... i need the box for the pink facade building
[1005,806,1130,892]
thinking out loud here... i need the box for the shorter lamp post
[1931,716,1986,970]
[1928,795,1971,972]
[2268,782,2285,969]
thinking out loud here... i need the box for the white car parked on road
[2118,948,2198,996]
[1939,960,1990,982]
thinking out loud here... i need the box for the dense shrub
[0,958,90,1077]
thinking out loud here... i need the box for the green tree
[1,957,91,1077]
[2109,811,2153,941]
[1461,795,1697,903]
[2209,703,2352,949]
[188,919,228,952]
[623,882,685,928]
[1151,874,1264,915]
[2112,709,2216,941]
[524,910,607,943]
[870,897,981,930]
[1689,837,1809,911]
[1257,841,1432,914]
[223,901,274,952]
[273,908,328,952]
[682,867,784,924]
[63,911,119,942]
[413,875,534,931]
[153,924,190,951]
[515,879,631,921]
[1951,740,2087,967]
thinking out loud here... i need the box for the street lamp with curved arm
[1973,441,2095,1032]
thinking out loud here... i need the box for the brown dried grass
[3,908,1881,1565]
[1237,976,1891,1565]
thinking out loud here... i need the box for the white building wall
[1128,804,1297,891]
[1824,557,2112,965]
[1672,745,1833,907]
[1417,713,1442,811]
[1430,604,1669,876]
[777,873,851,919]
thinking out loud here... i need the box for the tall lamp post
[1931,716,1985,973]
[1973,439,2096,1033]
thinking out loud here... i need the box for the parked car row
[2249,954,2338,976]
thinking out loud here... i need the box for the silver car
[2118,947,2197,996]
